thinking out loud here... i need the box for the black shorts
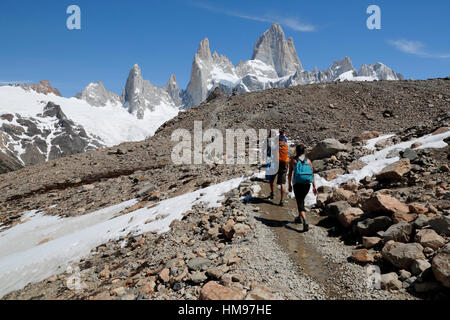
[271,161,288,185]
[294,183,311,212]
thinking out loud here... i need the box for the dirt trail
[251,181,344,298]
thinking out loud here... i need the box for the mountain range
[0,23,404,173]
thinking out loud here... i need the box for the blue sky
[1,0,449,97]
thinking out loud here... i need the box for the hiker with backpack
[269,129,290,207]
[288,144,318,231]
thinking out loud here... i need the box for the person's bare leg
[269,177,275,199]
[280,184,286,201]
[299,211,306,220]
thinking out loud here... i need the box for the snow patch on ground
[0,177,243,298]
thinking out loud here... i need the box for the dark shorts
[294,183,311,212]
[271,161,288,185]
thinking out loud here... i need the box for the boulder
[413,216,431,229]
[362,236,382,248]
[400,149,418,162]
[331,188,355,202]
[351,249,374,263]
[356,216,393,236]
[364,193,409,215]
[428,216,450,236]
[392,212,417,224]
[376,159,412,181]
[411,259,431,276]
[308,139,350,160]
[245,285,277,300]
[221,219,235,240]
[382,241,425,269]
[320,168,345,181]
[189,271,208,284]
[232,223,251,238]
[338,207,364,228]
[383,222,413,243]
[200,281,245,300]
[316,193,330,208]
[408,203,428,215]
[326,201,351,218]
[312,159,326,172]
[342,181,359,192]
[347,159,366,173]
[187,258,211,271]
[398,270,411,281]
[415,229,445,250]
[432,244,450,288]
[380,272,402,290]
[206,265,230,280]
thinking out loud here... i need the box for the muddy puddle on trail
[251,182,342,299]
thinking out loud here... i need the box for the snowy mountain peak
[123,64,180,119]
[358,62,405,81]
[163,74,182,106]
[331,56,355,74]
[196,38,213,63]
[76,81,123,107]
[131,64,141,75]
[252,23,303,77]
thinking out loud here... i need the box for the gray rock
[400,148,418,161]
[382,241,425,269]
[189,271,208,284]
[206,265,229,280]
[380,272,402,290]
[187,257,211,271]
[413,216,431,229]
[415,229,445,250]
[428,216,450,236]
[326,201,351,218]
[356,216,393,236]
[398,269,412,281]
[383,222,413,243]
[308,139,350,160]
[137,184,158,198]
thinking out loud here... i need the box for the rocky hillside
[0,78,449,300]
[0,102,104,173]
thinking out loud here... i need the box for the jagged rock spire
[252,23,303,77]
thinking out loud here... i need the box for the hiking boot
[294,216,303,224]
[268,192,274,200]
[303,224,309,232]
[279,200,285,207]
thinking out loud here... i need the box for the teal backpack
[293,158,314,184]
